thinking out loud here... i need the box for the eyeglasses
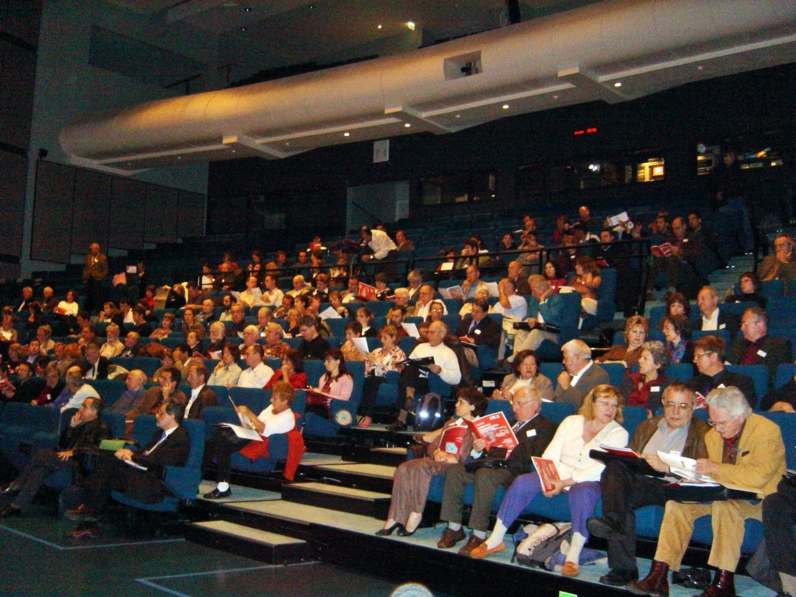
[663,401,692,410]
[595,400,619,409]
[512,399,537,408]
[693,351,713,361]
[708,415,737,429]
[740,320,760,327]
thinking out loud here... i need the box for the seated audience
[237,345,274,388]
[569,256,601,316]
[491,349,553,402]
[207,344,243,388]
[687,335,756,408]
[262,322,290,360]
[454,298,500,368]
[471,384,629,578]
[757,232,796,291]
[628,386,785,597]
[107,370,148,418]
[50,366,101,412]
[723,271,767,308]
[265,349,307,390]
[150,312,176,339]
[184,364,218,419]
[618,341,673,411]
[378,389,488,537]
[726,306,792,389]
[357,325,407,428]
[80,344,109,381]
[356,307,378,338]
[2,362,45,403]
[306,349,353,418]
[588,383,709,587]
[225,304,246,338]
[597,315,648,368]
[100,323,124,358]
[553,340,611,408]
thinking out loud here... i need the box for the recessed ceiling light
[231,149,236,153]
[177,156,181,159]
[244,7,250,12]
[344,132,350,137]
[406,21,415,31]
[553,95,559,99]
[285,142,290,146]
[377,24,382,29]
[614,82,622,87]
[241,27,246,32]
[697,65,703,71]
[404,123,411,128]
[502,104,509,109]
[455,114,461,118]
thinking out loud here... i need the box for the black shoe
[587,515,626,540]
[203,487,232,499]
[376,522,403,536]
[0,504,21,518]
[600,568,640,587]
[397,525,418,537]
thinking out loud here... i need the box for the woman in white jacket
[470,384,629,577]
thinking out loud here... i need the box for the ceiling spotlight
[344,132,350,137]
[241,27,246,32]
[553,95,559,99]
[231,149,236,153]
[614,82,622,87]
[406,21,415,31]
[285,142,290,146]
[502,104,509,109]
[377,24,382,29]
[404,123,411,128]
[697,65,704,70]
[244,7,250,11]
[455,114,461,118]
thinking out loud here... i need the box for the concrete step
[308,463,396,494]
[185,519,314,564]
[280,481,391,520]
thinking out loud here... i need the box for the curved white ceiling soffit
[60,0,796,174]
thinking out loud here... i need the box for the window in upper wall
[419,171,497,205]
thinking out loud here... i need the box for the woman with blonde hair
[471,384,628,578]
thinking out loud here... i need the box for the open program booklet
[217,395,263,441]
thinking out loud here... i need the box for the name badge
[757,350,767,358]
[682,238,689,243]
[719,324,726,329]
[474,329,481,335]
[526,429,537,438]
[651,386,660,392]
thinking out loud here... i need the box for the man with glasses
[686,335,756,408]
[587,383,710,587]
[727,307,792,390]
[629,386,785,597]
[129,367,185,421]
[437,385,557,555]
[757,233,796,291]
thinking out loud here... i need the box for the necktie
[146,431,168,455]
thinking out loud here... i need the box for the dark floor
[0,501,447,597]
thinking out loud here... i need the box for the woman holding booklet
[357,325,406,428]
[305,349,353,418]
[491,349,553,402]
[470,384,628,577]
[377,389,488,537]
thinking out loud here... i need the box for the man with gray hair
[510,274,564,356]
[588,383,710,587]
[726,306,792,389]
[553,339,610,408]
[694,286,740,338]
[107,369,148,419]
[405,269,423,301]
[287,275,309,298]
[629,386,786,597]
[100,323,124,358]
[50,366,101,412]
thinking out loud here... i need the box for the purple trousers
[496,472,601,537]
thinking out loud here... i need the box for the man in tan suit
[82,243,108,314]
[628,386,786,597]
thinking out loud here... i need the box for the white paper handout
[351,337,371,357]
[657,451,713,482]
[319,306,341,320]
[219,423,263,441]
[402,322,420,338]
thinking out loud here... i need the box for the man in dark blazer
[726,307,792,389]
[455,299,501,367]
[694,286,740,338]
[184,363,218,420]
[687,335,757,407]
[587,383,710,587]
[64,398,190,537]
[0,397,111,517]
[553,339,611,408]
[80,344,109,381]
[437,386,557,555]
[82,243,108,314]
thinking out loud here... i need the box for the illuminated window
[636,158,664,183]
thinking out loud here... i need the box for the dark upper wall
[207,62,796,234]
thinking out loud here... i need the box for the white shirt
[408,342,461,385]
[493,294,528,320]
[208,363,242,387]
[701,308,719,331]
[366,229,397,260]
[100,339,124,358]
[237,362,274,389]
[257,405,296,438]
[262,288,284,307]
[570,360,593,388]
[185,384,205,416]
[61,384,101,413]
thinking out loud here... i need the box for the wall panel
[31,161,74,263]
[71,168,112,254]
[0,39,37,149]
[0,150,28,258]
[108,177,146,250]
[177,190,205,238]
[145,184,179,244]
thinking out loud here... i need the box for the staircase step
[339,444,408,466]
[309,463,396,493]
[185,520,314,564]
[281,482,391,519]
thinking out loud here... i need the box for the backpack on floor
[412,392,444,431]
[512,522,572,568]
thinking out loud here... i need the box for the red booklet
[532,457,560,492]
[357,282,377,302]
[651,243,673,258]
[464,412,519,455]
[438,425,467,456]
